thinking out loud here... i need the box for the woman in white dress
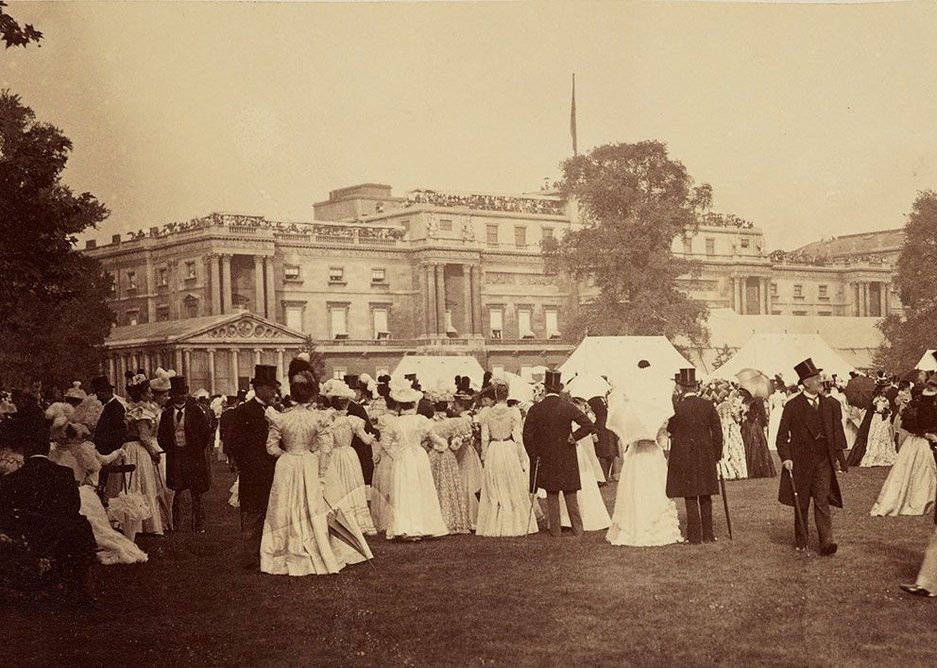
[859,391,897,467]
[451,386,484,530]
[767,384,786,450]
[121,372,170,538]
[476,383,538,537]
[605,389,682,547]
[260,357,372,576]
[370,390,398,533]
[45,403,148,565]
[321,379,377,536]
[870,382,937,518]
[717,392,748,481]
[381,384,449,541]
[560,397,610,531]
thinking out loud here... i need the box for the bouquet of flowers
[107,491,152,524]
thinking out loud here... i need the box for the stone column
[145,259,156,323]
[108,356,118,386]
[276,348,285,386]
[737,277,746,315]
[860,282,868,317]
[462,264,473,335]
[210,255,222,315]
[425,263,437,335]
[471,266,483,335]
[174,348,184,374]
[418,264,428,335]
[761,278,769,315]
[435,264,447,334]
[230,348,239,393]
[254,256,265,316]
[221,254,233,314]
[253,348,262,367]
[207,348,216,395]
[264,257,276,320]
[131,352,140,372]
[882,282,889,315]
[183,349,192,380]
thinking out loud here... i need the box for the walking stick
[718,466,733,540]
[526,457,541,537]
[787,466,808,552]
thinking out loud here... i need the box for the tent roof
[916,350,937,371]
[710,332,855,384]
[392,355,485,391]
[559,336,693,388]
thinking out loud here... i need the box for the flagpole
[570,73,578,156]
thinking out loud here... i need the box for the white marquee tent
[392,355,485,391]
[710,333,855,385]
[915,350,937,371]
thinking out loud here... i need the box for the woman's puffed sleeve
[265,407,284,457]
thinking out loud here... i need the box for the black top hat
[404,373,417,382]
[543,370,563,393]
[676,368,698,388]
[89,375,113,393]
[454,376,473,401]
[794,358,822,383]
[251,365,280,387]
[482,370,492,388]
[343,374,360,390]
[169,375,187,393]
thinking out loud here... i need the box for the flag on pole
[570,73,578,156]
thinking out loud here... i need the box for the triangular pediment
[181,312,307,346]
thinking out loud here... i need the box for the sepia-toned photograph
[2,0,937,665]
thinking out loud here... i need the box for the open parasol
[843,375,876,409]
[566,373,611,401]
[734,368,772,399]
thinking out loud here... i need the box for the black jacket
[227,399,277,513]
[666,395,723,498]
[93,397,128,455]
[523,394,594,492]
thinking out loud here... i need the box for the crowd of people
[2,351,937,606]
[403,189,566,215]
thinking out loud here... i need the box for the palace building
[84,184,900,395]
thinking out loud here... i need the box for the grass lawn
[4,459,937,667]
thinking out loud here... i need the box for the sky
[3,0,937,250]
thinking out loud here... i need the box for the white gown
[767,393,785,451]
[381,411,450,540]
[606,439,683,547]
[49,441,148,565]
[260,404,372,576]
[560,436,611,531]
[870,434,937,517]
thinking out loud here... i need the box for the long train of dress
[560,437,611,531]
[870,435,937,517]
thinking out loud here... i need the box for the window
[373,307,389,339]
[329,267,345,283]
[400,220,410,238]
[818,284,829,300]
[284,265,301,281]
[515,226,527,247]
[542,227,554,242]
[770,282,778,296]
[517,307,533,338]
[793,284,804,298]
[183,295,198,318]
[371,268,386,284]
[740,238,750,249]
[545,308,560,338]
[489,307,503,339]
[157,267,168,287]
[156,305,170,322]
[705,238,715,255]
[439,219,452,232]
[792,310,807,316]
[818,311,833,316]
[332,367,346,380]
[126,310,139,326]
[285,305,303,332]
[127,271,137,290]
[486,224,499,245]
[683,237,693,254]
[185,261,196,280]
[330,306,348,339]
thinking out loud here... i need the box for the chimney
[85,239,97,249]
[111,234,121,245]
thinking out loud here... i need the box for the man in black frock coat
[776,358,846,555]
[666,368,723,544]
[227,365,280,569]
[523,370,595,537]
[90,375,127,456]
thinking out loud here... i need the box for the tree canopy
[0,90,113,391]
[0,2,42,49]
[545,140,712,345]
[875,190,937,372]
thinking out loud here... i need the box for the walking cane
[718,466,733,540]
[526,457,541,537]
[787,465,808,553]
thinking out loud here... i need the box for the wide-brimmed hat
[251,364,280,388]
[150,367,175,392]
[89,375,113,393]
[676,368,698,388]
[543,370,564,393]
[390,385,423,404]
[794,358,822,383]
[64,381,87,402]
[322,379,356,399]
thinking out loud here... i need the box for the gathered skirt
[870,435,937,517]
[324,446,377,535]
[742,422,776,478]
[428,449,471,534]
[455,442,484,530]
[719,424,749,481]
[561,440,611,531]
[261,452,371,576]
[476,440,538,537]
[860,415,897,467]
[385,445,449,540]
[607,440,683,547]
[114,441,168,536]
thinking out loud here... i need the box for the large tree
[545,140,712,344]
[0,90,113,392]
[875,190,937,372]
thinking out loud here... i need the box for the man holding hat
[157,375,213,532]
[90,375,127,456]
[523,370,595,537]
[227,365,280,568]
[776,358,847,555]
[666,368,723,544]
